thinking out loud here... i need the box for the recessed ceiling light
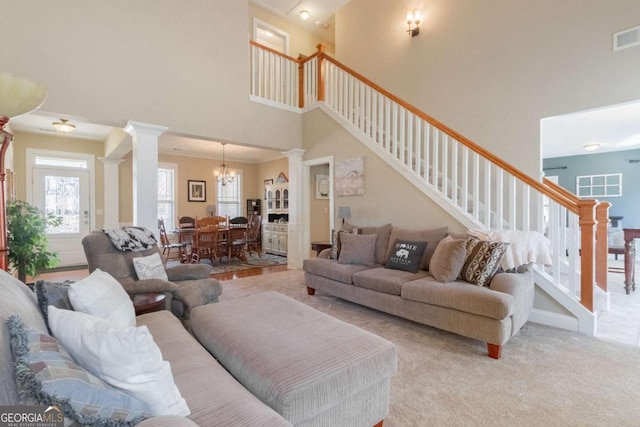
[583,143,600,152]
[299,10,310,20]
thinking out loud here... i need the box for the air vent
[614,25,640,51]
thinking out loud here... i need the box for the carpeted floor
[167,253,287,274]
[219,269,640,427]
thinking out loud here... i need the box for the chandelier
[214,142,236,186]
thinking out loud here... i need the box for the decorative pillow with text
[384,239,428,274]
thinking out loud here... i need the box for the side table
[132,293,166,315]
[311,241,332,257]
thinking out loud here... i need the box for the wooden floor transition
[33,263,289,283]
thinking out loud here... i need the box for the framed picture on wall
[315,174,330,199]
[188,180,206,202]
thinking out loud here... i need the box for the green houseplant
[7,200,62,283]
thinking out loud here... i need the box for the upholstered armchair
[82,230,222,321]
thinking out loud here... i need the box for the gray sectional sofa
[0,269,290,427]
[303,224,535,359]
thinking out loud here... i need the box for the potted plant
[6,200,62,283]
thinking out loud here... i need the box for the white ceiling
[251,0,350,44]
[542,100,640,159]
[8,111,286,164]
[7,1,353,164]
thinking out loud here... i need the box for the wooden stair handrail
[250,41,302,63]
[250,41,580,213]
[313,48,579,213]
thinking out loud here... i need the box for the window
[217,174,242,218]
[576,173,622,198]
[158,164,177,229]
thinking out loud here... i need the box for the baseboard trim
[528,308,579,333]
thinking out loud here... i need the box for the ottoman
[190,292,397,427]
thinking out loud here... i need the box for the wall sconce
[406,10,421,37]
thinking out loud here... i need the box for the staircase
[249,42,611,334]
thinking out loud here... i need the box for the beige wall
[335,0,640,177]
[302,109,466,233]
[118,152,263,226]
[249,4,335,56]
[5,0,301,152]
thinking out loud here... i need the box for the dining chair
[191,217,227,264]
[158,218,188,264]
[245,214,262,258]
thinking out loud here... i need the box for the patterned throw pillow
[384,239,428,274]
[330,228,360,260]
[7,315,151,426]
[337,233,377,266]
[34,280,74,331]
[460,238,510,287]
[133,252,169,281]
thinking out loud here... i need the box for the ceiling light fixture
[52,118,75,133]
[214,142,236,186]
[299,10,310,20]
[583,143,600,152]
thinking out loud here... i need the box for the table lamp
[338,206,351,226]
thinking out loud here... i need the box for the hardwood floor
[33,263,288,283]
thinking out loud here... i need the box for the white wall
[335,0,640,177]
[4,0,301,151]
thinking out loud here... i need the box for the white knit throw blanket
[468,229,552,270]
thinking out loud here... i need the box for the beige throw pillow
[338,233,377,266]
[429,236,468,282]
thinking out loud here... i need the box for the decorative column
[99,157,125,229]
[284,148,306,269]
[123,121,167,235]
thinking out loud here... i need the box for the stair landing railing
[249,41,610,312]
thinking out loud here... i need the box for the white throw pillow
[68,268,136,327]
[48,306,190,417]
[133,253,169,281]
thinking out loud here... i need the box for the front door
[32,167,91,267]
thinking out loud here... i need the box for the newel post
[316,43,326,102]
[297,54,306,108]
[595,201,611,293]
[578,199,598,311]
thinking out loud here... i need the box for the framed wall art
[188,180,206,202]
[315,174,330,199]
[335,157,364,196]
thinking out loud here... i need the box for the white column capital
[283,148,306,159]
[124,121,168,137]
[98,157,125,166]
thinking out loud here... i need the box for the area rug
[167,253,287,275]
[220,269,640,426]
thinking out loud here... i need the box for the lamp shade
[0,73,47,119]
[337,206,351,220]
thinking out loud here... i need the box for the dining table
[174,225,248,263]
